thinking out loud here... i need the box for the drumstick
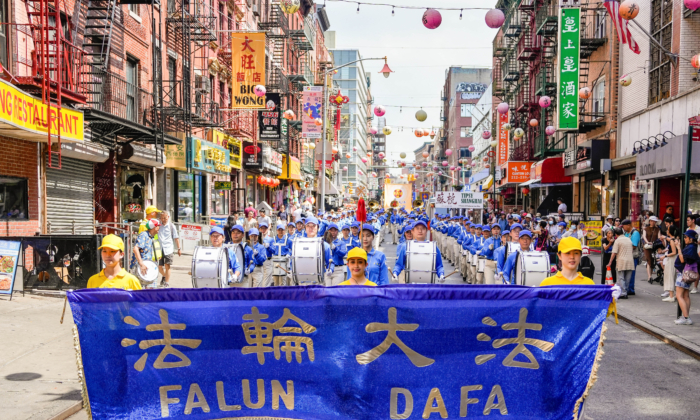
[60,296,67,324]
[444,270,459,278]
[275,264,291,275]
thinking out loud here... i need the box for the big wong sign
[556,7,580,131]
[231,32,266,109]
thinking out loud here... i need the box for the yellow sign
[209,129,242,170]
[583,221,603,248]
[164,143,187,171]
[280,156,303,181]
[231,32,266,109]
[0,78,84,142]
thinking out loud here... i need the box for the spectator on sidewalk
[686,214,700,294]
[244,202,257,218]
[660,222,678,302]
[602,228,617,285]
[621,219,641,295]
[277,204,289,224]
[674,231,699,325]
[158,211,180,288]
[607,228,634,299]
[643,216,661,283]
[557,198,567,214]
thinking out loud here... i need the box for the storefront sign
[0,240,20,294]
[209,130,243,170]
[507,161,533,183]
[180,224,202,241]
[0,78,84,142]
[280,156,303,181]
[563,149,576,167]
[636,134,700,180]
[231,32,266,109]
[259,93,281,140]
[497,111,510,166]
[190,137,231,175]
[434,191,484,209]
[564,140,609,176]
[165,143,187,171]
[242,142,263,171]
[301,86,323,139]
[689,116,700,142]
[214,181,232,190]
[263,145,282,174]
[556,7,580,131]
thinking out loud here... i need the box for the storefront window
[246,175,255,205]
[587,179,602,216]
[177,172,203,223]
[0,177,28,220]
[211,176,230,215]
[122,168,148,222]
[688,180,700,212]
[629,177,653,223]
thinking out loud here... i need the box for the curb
[171,265,190,271]
[47,401,83,420]
[617,311,700,362]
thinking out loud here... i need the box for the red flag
[604,0,641,54]
[356,198,367,225]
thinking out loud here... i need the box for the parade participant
[482,224,502,284]
[390,209,400,244]
[248,228,268,287]
[540,237,595,286]
[229,224,254,288]
[473,225,492,285]
[340,225,359,251]
[468,225,485,284]
[287,222,296,237]
[351,224,390,285]
[501,230,535,285]
[269,223,293,286]
[303,217,334,278]
[338,248,377,286]
[318,213,329,236]
[138,205,161,234]
[294,219,306,238]
[392,222,414,283]
[259,222,275,286]
[324,223,348,286]
[208,226,242,286]
[157,211,180,288]
[495,230,510,277]
[453,217,465,266]
[462,223,477,283]
[88,234,142,290]
[131,219,163,284]
[393,221,445,284]
[350,222,361,243]
[459,222,474,282]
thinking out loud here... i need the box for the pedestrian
[138,205,161,234]
[607,228,635,299]
[236,211,245,226]
[87,234,142,290]
[661,223,678,302]
[602,228,617,285]
[244,202,257,218]
[248,228,267,287]
[131,219,163,285]
[338,248,377,286]
[674,230,699,325]
[557,198,567,214]
[277,204,289,224]
[535,220,549,252]
[660,205,678,234]
[621,219,641,295]
[540,237,595,286]
[642,216,661,282]
[602,215,615,235]
[293,204,303,222]
[244,210,258,235]
[614,218,621,229]
[686,214,700,293]
[158,211,181,288]
[224,215,238,243]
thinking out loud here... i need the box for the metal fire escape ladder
[83,0,117,70]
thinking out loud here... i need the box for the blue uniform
[480,236,500,260]
[224,247,242,283]
[495,245,507,275]
[227,242,255,275]
[250,243,268,271]
[268,234,293,257]
[501,248,529,285]
[321,242,334,272]
[340,235,359,252]
[330,238,348,267]
[393,241,445,278]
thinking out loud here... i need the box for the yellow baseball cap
[558,237,582,254]
[145,205,161,215]
[98,234,125,252]
[347,247,368,262]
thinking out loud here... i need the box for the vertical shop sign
[497,110,510,166]
[259,93,281,140]
[231,32,266,109]
[556,7,580,130]
[301,86,323,139]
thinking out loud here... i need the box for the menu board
[0,240,20,294]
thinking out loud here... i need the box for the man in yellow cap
[138,205,161,234]
[540,237,595,286]
[87,234,143,290]
[338,248,377,286]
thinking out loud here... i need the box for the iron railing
[80,69,154,127]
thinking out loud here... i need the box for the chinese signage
[497,110,510,166]
[68,287,611,419]
[506,161,533,183]
[0,78,84,142]
[263,145,282,174]
[301,86,323,139]
[583,220,603,248]
[0,240,20,294]
[383,183,412,211]
[190,137,231,175]
[214,181,232,190]
[242,142,263,171]
[164,143,187,171]
[209,130,242,170]
[231,32,266,109]
[556,7,580,130]
[434,191,484,209]
[259,93,281,140]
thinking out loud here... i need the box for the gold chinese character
[356,307,434,367]
[121,309,202,372]
[242,307,316,365]
[475,308,554,369]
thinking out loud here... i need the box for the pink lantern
[445,148,453,156]
[254,85,266,97]
[378,152,385,159]
[471,162,477,167]
[432,166,439,171]
[497,102,509,114]
[370,126,378,135]
[421,162,428,167]
[482,130,492,140]
[485,9,506,29]
[357,170,363,175]
[442,161,448,167]
[422,151,429,158]
[361,157,368,163]
[343,166,348,171]
[686,0,700,10]
[422,9,442,30]
[539,96,552,108]
[374,105,386,117]
[468,145,475,152]
[353,147,357,152]
[450,166,456,171]
[529,119,539,127]
[545,126,556,136]
[485,163,491,169]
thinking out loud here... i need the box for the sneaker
[687,318,694,325]
[662,296,677,302]
[661,291,670,298]
[675,316,688,325]
[691,287,698,294]
[160,278,169,288]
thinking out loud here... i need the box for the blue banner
[68,285,611,419]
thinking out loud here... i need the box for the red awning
[534,156,572,184]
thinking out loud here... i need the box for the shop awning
[519,179,542,186]
[324,178,341,195]
[469,169,490,185]
[483,175,493,190]
[123,144,166,168]
[532,157,572,184]
[280,156,303,181]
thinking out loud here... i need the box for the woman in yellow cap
[540,237,596,286]
[338,248,377,286]
[87,234,143,290]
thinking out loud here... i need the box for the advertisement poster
[301,86,323,139]
[180,225,202,242]
[258,93,281,140]
[383,183,412,211]
[0,240,21,294]
[584,220,603,248]
[242,142,263,170]
[556,7,580,130]
[497,110,510,166]
[231,32,266,109]
[507,161,534,183]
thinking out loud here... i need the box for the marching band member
[303,217,335,278]
[228,224,254,287]
[371,216,382,249]
[270,223,293,286]
[468,225,485,284]
[350,222,361,243]
[459,222,474,282]
[474,225,492,285]
[209,226,243,287]
[462,223,477,283]
[340,225,359,251]
[495,229,510,276]
[248,228,268,287]
[293,219,306,239]
[349,224,389,285]
[501,230,534,285]
[453,217,465,267]
[287,222,296,238]
[338,248,378,287]
[324,223,348,286]
[392,222,414,283]
[390,209,400,244]
[392,220,445,284]
[482,224,502,284]
[259,222,274,286]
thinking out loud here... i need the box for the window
[594,9,606,39]
[125,58,138,122]
[459,148,472,159]
[0,0,7,69]
[460,127,472,138]
[460,103,474,117]
[0,177,29,220]
[129,4,139,16]
[592,78,605,116]
[649,0,672,105]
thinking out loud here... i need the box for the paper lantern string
[327,0,490,12]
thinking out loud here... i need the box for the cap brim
[98,245,123,251]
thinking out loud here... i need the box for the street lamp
[320,57,391,211]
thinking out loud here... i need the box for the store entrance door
[232,188,246,213]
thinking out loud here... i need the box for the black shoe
[619,295,628,299]
[628,292,636,295]
[160,278,169,288]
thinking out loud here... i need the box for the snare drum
[477,257,486,273]
[291,237,324,285]
[191,246,230,288]
[136,260,159,286]
[405,240,437,284]
[471,253,478,267]
[466,252,472,264]
[272,256,289,277]
[514,251,551,287]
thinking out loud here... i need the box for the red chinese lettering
[241,36,255,52]
[241,55,255,70]
[237,72,245,82]
[253,72,262,83]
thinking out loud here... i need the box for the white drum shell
[471,253,478,266]
[136,260,160,284]
[405,241,436,284]
[477,257,486,273]
[291,238,324,285]
[191,246,228,288]
[272,256,289,276]
[514,251,551,287]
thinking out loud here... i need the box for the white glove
[244,268,251,276]
[253,249,258,255]
[264,242,270,248]
[489,245,494,250]
[611,285,622,300]
[392,273,398,281]
[438,275,445,283]
[331,243,336,250]
[325,268,333,275]
[462,250,467,256]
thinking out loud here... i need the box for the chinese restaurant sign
[259,93,281,140]
[164,143,187,171]
[231,32,266,109]
[68,286,611,420]
[301,86,323,139]
[190,137,231,175]
[497,110,510,166]
[556,7,580,131]
[506,161,533,184]
[209,130,242,170]
[434,191,484,209]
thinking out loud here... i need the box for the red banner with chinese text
[231,32,266,109]
[497,111,510,166]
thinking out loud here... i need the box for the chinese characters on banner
[231,32,266,109]
[557,7,580,130]
[434,191,484,209]
[259,93,281,140]
[497,110,510,166]
[301,86,323,139]
[506,161,534,183]
[383,183,413,211]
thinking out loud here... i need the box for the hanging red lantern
[692,54,700,69]
[522,187,530,195]
[258,175,265,185]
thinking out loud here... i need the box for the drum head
[292,237,323,285]
[192,247,228,288]
[405,241,436,284]
[138,261,159,284]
